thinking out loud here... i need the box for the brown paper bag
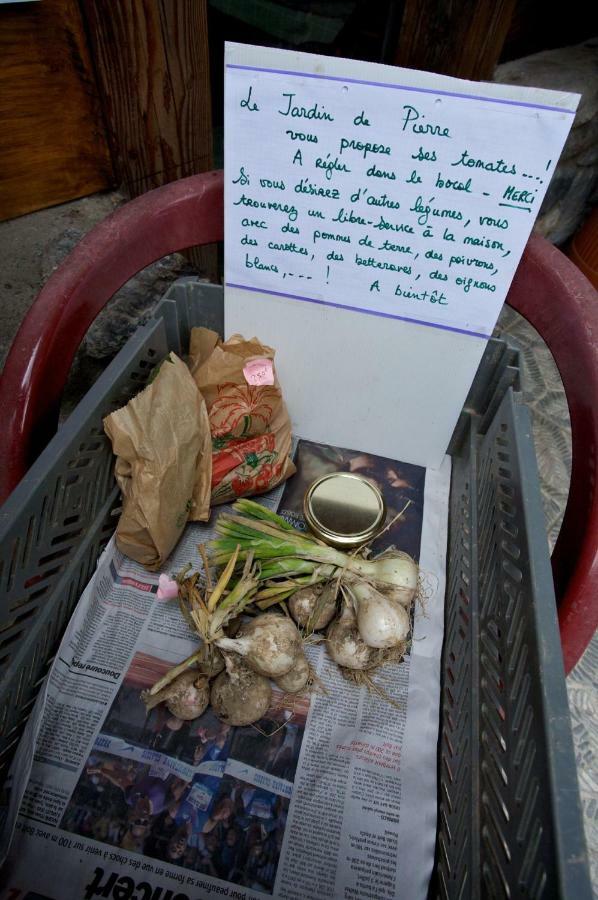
[188,327,220,376]
[190,328,296,504]
[103,353,211,569]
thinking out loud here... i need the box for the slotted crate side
[0,282,222,785]
[0,537,114,780]
[436,337,522,900]
[447,340,520,457]
[475,392,591,899]
[437,386,591,899]
[160,279,224,347]
[0,317,172,785]
[476,397,555,897]
[436,428,478,899]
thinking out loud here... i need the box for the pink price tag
[157,574,178,600]
[243,358,275,386]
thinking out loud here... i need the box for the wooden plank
[81,0,215,275]
[81,0,213,194]
[394,0,517,81]
[0,0,113,222]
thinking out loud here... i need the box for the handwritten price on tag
[243,358,275,385]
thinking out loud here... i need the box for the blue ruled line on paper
[225,282,490,340]
[226,64,576,115]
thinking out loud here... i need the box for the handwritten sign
[225,43,578,466]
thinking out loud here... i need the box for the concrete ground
[0,193,121,368]
[0,192,596,887]
[0,191,195,416]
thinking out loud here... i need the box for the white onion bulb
[216,612,302,678]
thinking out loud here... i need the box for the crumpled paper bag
[190,328,296,504]
[103,353,211,569]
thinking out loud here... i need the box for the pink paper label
[243,358,275,386]
[157,574,178,600]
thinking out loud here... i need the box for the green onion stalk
[208,499,418,606]
[144,547,258,702]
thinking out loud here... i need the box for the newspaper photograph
[0,440,450,900]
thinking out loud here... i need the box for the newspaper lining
[0,441,450,900]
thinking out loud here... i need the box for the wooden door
[0,0,113,221]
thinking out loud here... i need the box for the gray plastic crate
[0,280,591,898]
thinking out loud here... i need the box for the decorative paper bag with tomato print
[190,328,296,504]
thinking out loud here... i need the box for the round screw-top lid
[303,472,386,548]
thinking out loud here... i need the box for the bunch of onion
[142,548,264,724]
[142,544,311,726]
[208,499,417,660]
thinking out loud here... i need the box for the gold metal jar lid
[303,472,386,548]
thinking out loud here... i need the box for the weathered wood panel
[81,0,215,274]
[395,0,517,80]
[81,0,213,195]
[0,0,113,222]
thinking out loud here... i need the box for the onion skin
[327,605,378,670]
[160,670,210,720]
[274,652,310,693]
[216,612,302,678]
[289,584,337,631]
[210,657,272,726]
[350,583,411,649]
